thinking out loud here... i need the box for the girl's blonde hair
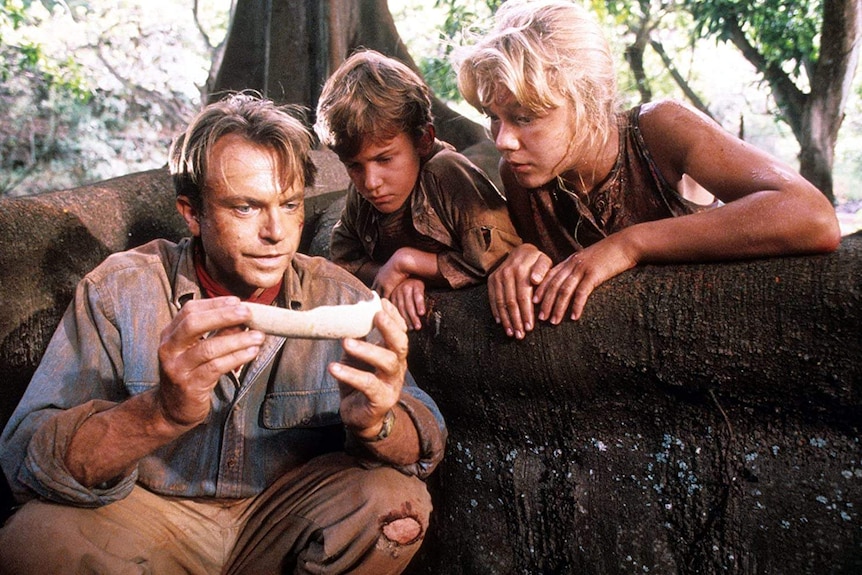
[454,0,619,154]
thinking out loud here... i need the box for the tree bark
[210,0,489,151]
[0,166,859,572]
[405,237,862,574]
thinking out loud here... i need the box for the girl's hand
[487,243,552,339]
[534,235,638,323]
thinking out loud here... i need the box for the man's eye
[516,115,533,125]
[235,205,253,214]
[282,201,301,213]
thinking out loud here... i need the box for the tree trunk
[0,167,859,572]
[797,0,861,203]
[210,0,489,152]
[211,0,329,108]
[405,239,862,574]
[725,0,860,204]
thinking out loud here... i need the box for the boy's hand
[388,278,427,330]
[329,299,408,439]
[373,253,411,298]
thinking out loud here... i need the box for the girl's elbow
[810,210,842,253]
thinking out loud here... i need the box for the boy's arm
[423,152,522,289]
[372,247,444,298]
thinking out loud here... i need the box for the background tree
[211,0,488,152]
[0,0,227,196]
[1,0,861,217]
[683,0,860,203]
[603,0,714,119]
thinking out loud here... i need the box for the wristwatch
[366,409,395,442]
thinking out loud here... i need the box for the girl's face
[485,88,579,189]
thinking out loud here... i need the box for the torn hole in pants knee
[381,516,422,545]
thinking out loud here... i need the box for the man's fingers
[189,330,265,373]
[162,296,249,351]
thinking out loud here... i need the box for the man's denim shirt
[0,238,446,507]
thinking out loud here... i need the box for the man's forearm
[64,389,193,488]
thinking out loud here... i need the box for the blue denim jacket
[0,238,446,507]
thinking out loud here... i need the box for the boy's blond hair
[454,0,619,157]
[315,50,433,159]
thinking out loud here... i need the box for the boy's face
[177,133,304,299]
[342,130,431,214]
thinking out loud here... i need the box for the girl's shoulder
[637,100,717,136]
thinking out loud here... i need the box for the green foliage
[685,0,820,81]
[411,0,502,102]
[0,0,88,98]
[0,0,229,197]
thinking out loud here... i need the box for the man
[0,93,446,574]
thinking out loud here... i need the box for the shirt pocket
[261,387,342,429]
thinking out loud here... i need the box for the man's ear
[176,195,201,237]
[417,123,436,155]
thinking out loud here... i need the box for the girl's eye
[516,115,533,125]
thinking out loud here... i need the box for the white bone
[243,292,382,339]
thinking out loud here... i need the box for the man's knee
[361,467,432,546]
[381,516,422,545]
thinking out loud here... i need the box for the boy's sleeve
[427,155,522,288]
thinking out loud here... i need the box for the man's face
[342,130,429,214]
[178,133,304,299]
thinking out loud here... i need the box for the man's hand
[329,298,408,440]
[157,297,265,427]
[487,243,552,339]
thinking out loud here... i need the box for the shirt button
[364,235,372,243]
[227,458,238,469]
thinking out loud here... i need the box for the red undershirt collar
[193,242,282,305]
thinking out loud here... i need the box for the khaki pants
[0,453,431,575]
